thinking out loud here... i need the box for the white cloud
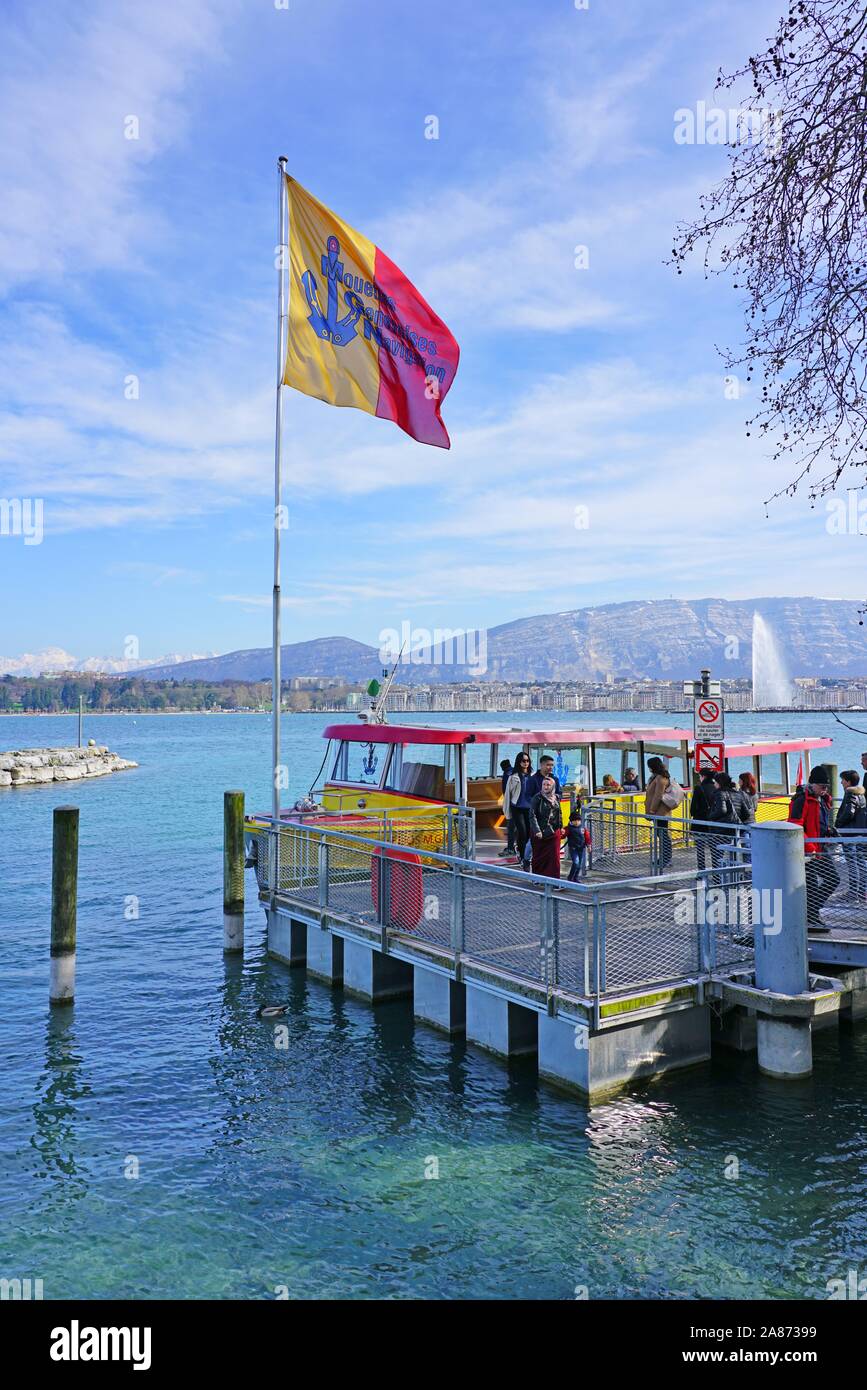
[0,0,233,292]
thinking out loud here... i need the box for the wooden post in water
[50,805,79,1005]
[223,790,245,953]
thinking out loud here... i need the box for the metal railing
[802,834,867,933]
[258,819,754,1007]
[585,804,754,881]
[250,803,474,890]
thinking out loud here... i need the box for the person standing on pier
[529,776,563,878]
[645,756,676,869]
[565,805,589,882]
[499,757,516,857]
[526,754,562,801]
[835,770,867,901]
[505,753,533,868]
[731,771,758,826]
[690,771,717,872]
[788,767,840,931]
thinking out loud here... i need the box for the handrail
[262,814,722,897]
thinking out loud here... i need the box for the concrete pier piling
[752,822,812,1078]
[223,790,245,954]
[50,805,79,1005]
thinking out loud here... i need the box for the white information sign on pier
[694,697,724,742]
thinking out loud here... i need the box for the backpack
[661,779,684,810]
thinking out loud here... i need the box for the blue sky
[0,0,857,665]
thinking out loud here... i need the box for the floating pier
[249,813,867,1102]
[0,745,137,787]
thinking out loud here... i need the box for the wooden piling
[223,790,245,953]
[50,805,79,1004]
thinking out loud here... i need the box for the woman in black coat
[529,776,563,878]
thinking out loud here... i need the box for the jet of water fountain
[752,612,793,708]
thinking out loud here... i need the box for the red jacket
[788,789,827,854]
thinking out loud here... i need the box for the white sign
[694,697,724,741]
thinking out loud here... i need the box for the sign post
[682,669,725,776]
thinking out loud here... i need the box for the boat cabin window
[330,739,388,786]
[384,742,448,799]
[759,752,789,795]
[467,742,525,782]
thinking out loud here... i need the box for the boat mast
[365,644,405,725]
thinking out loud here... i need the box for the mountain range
[133,598,867,684]
[0,647,216,678]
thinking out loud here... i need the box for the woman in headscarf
[529,775,563,878]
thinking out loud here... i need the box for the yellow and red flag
[282,175,459,449]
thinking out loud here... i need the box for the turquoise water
[2,709,867,1300]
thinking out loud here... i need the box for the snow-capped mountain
[0,647,217,677]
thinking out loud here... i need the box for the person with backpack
[690,771,717,872]
[645,756,681,870]
[835,769,867,901]
[788,766,840,931]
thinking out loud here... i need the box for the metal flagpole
[272,156,289,824]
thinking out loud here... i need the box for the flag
[795,757,803,788]
[282,175,459,448]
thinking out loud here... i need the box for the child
[565,808,588,882]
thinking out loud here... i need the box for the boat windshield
[331,738,388,786]
[383,742,448,799]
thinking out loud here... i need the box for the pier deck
[248,813,867,1099]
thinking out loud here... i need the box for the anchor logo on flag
[302,234,363,347]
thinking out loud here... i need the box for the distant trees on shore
[0,674,354,714]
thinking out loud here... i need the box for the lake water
[2,709,866,1300]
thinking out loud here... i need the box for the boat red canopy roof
[322,723,831,756]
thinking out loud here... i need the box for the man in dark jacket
[836,770,867,901]
[690,772,717,873]
[526,754,562,801]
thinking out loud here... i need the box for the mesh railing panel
[550,893,596,997]
[594,888,703,994]
[323,837,378,923]
[460,875,548,982]
[804,835,867,933]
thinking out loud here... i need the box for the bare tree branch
[671,0,867,502]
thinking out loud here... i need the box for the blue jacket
[514,774,532,810]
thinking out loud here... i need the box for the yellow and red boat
[245,720,833,868]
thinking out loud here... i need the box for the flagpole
[272,156,289,824]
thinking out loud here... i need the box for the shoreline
[0,706,855,718]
